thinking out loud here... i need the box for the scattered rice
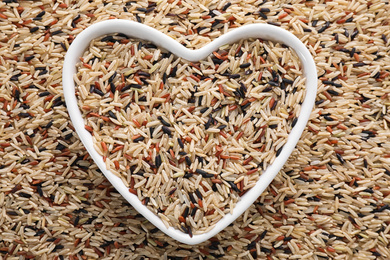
[0,0,389,259]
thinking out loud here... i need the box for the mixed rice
[75,36,305,234]
[0,0,389,259]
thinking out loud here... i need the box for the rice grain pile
[0,0,389,259]
[75,36,305,235]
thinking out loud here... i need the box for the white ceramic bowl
[63,19,317,245]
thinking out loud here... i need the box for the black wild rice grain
[351,29,359,40]
[169,66,178,77]
[146,7,155,13]
[195,169,213,178]
[10,75,19,81]
[241,102,251,110]
[228,181,240,192]
[353,62,366,67]
[169,188,177,195]
[177,138,184,148]
[184,172,193,179]
[271,100,278,110]
[317,21,330,33]
[110,82,116,93]
[155,154,161,168]
[39,91,51,97]
[185,156,191,166]
[327,89,339,96]
[245,69,253,75]
[260,8,270,13]
[336,153,345,164]
[109,72,117,82]
[129,83,142,89]
[74,216,80,226]
[18,192,32,198]
[195,189,203,200]
[19,113,32,118]
[36,10,46,18]
[108,111,117,120]
[229,74,240,79]
[222,2,231,11]
[137,7,147,12]
[276,146,283,157]
[162,126,172,136]
[158,116,170,126]
[133,136,145,142]
[282,78,294,84]
[30,26,39,33]
[52,30,63,35]
[382,34,388,43]
[135,14,142,23]
[101,35,114,42]
[205,116,212,129]
[25,55,35,61]
[200,107,208,113]
[182,207,189,218]
[239,63,251,68]
[93,88,104,96]
[267,21,280,26]
[291,118,298,127]
[263,86,273,92]
[324,115,334,121]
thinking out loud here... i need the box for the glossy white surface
[63,20,317,245]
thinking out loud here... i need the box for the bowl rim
[62,19,317,245]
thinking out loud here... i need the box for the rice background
[0,0,389,259]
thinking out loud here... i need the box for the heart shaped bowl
[63,19,317,245]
